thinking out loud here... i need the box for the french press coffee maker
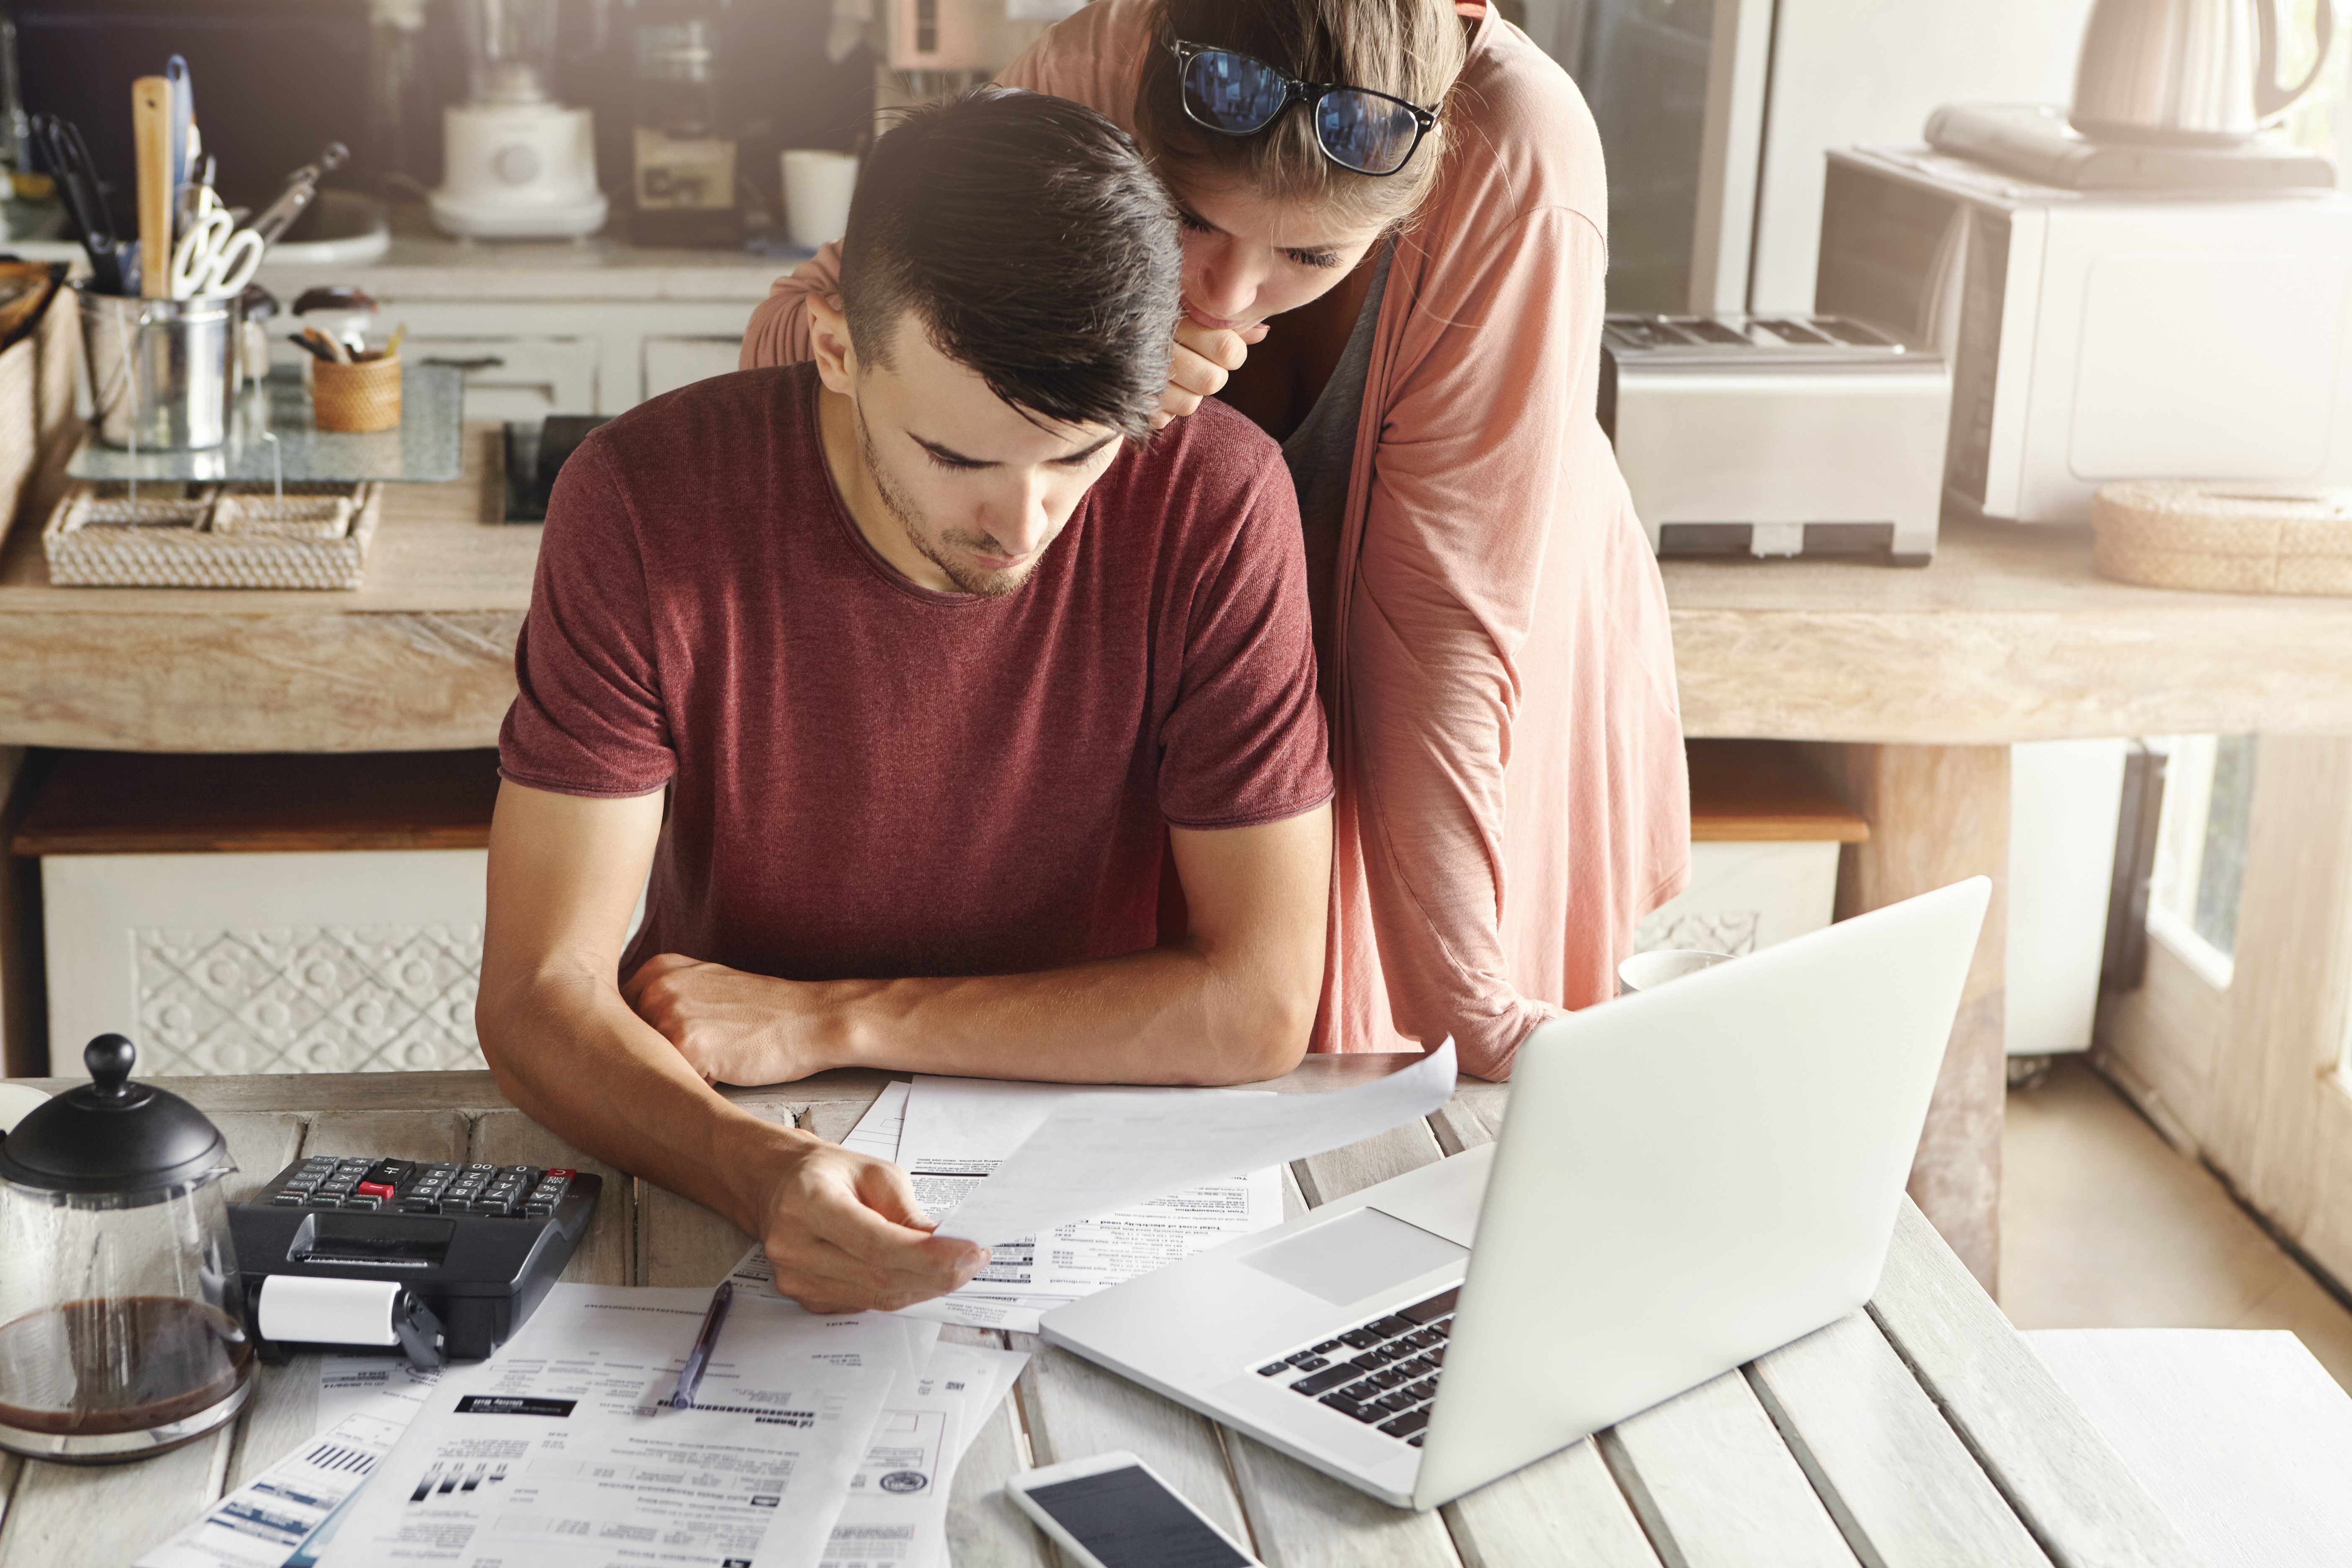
[0,1035,252,1462]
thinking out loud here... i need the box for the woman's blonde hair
[1132,0,1468,234]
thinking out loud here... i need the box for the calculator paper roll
[257,1275,402,1346]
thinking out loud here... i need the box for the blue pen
[672,1280,733,1409]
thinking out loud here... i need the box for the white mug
[781,150,859,250]
[1617,949,1737,996]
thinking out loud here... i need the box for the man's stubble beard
[854,399,1037,598]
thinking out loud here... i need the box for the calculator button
[272,1192,307,1206]
[341,1195,383,1211]
[400,1198,444,1214]
[472,1197,516,1216]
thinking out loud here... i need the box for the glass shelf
[68,363,465,485]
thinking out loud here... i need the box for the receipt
[314,1286,916,1568]
[937,1042,1456,1246]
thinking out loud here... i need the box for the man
[477,90,1335,1315]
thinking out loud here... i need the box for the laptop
[1040,877,1991,1510]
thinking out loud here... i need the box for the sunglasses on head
[1168,38,1437,178]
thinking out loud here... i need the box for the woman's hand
[623,952,839,1086]
[1154,316,1269,430]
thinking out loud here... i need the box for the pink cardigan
[739,0,1689,1079]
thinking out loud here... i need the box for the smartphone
[1005,1450,1264,1568]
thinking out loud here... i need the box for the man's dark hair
[840,88,1181,442]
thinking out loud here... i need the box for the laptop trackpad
[1242,1208,1467,1308]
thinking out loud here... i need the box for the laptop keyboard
[1253,1287,1457,1445]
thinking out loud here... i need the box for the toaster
[1599,314,1951,565]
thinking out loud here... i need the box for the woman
[742,0,1688,1080]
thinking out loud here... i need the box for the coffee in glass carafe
[0,1034,251,1462]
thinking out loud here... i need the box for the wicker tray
[44,481,382,589]
[2092,480,2352,596]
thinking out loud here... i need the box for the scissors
[168,185,265,300]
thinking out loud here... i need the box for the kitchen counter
[253,227,793,304]
[10,434,2350,752]
[0,1061,2194,1568]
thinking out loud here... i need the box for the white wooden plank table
[0,1057,2197,1568]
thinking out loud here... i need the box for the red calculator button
[546,1169,575,1180]
[356,1181,397,1200]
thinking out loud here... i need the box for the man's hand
[624,952,838,1086]
[1151,317,1269,430]
[753,1137,989,1313]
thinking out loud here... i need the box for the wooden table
[0,1063,2194,1568]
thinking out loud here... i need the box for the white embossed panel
[44,850,490,1073]
[1632,841,1840,958]
[136,924,484,1075]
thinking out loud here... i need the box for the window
[2146,735,2256,988]
[2281,0,2352,161]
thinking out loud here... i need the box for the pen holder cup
[76,283,240,451]
[310,355,403,434]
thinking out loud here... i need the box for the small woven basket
[211,482,360,539]
[44,481,381,589]
[310,354,402,433]
[2091,480,2352,597]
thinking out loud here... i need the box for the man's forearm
[480,963,810,1236]
[821,940,1308,1085]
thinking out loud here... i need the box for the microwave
[1816,146,2352,525]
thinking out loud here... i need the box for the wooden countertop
[4,425,2349,752]
[1666,522,2352,743]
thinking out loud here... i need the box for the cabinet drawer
[406,337,599,420]
[643,336,747,402]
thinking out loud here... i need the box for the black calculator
[231,1155,602,1362]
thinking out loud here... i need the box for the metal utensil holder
[76,283,241,453]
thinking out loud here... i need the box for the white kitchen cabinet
[644,337,750,402]
[2007,738,2130,1056]
[258,238,774,417]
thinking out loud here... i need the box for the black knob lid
[0,1033,231,1197]
[85,1034,137,1100]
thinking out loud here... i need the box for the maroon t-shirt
[499,364,1332,983]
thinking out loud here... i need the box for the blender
[430,0,609,239]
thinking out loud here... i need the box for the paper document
[936,1041,1457,1246]
[316,1354,445,1435]
[736,1078,1287,1332]
[820,1341,1027,1568]
[137,1406,413,1568]
[841,1079,908,1160]
[315,1286,919,1568]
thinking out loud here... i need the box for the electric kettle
[2072,0,2338,145]
[0,1035,251,1462]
